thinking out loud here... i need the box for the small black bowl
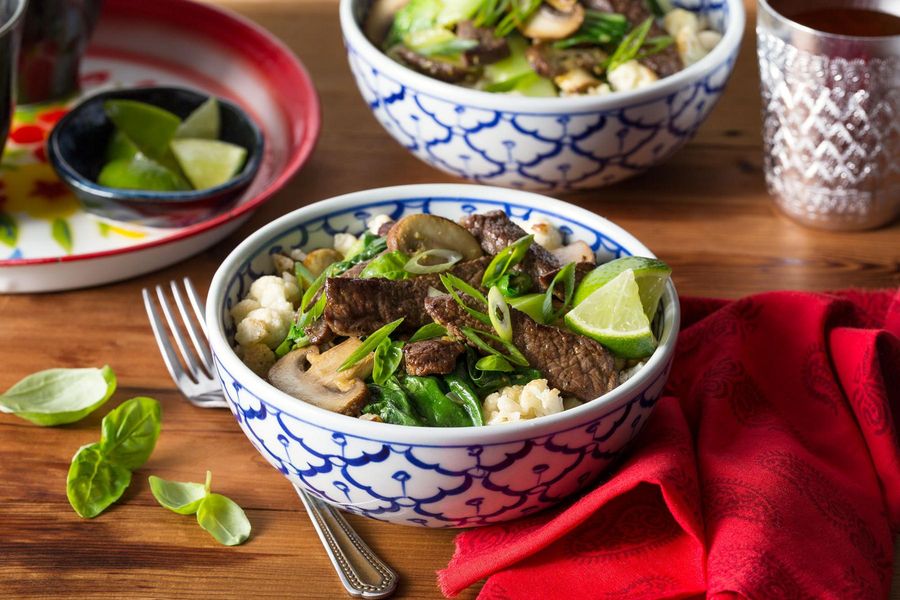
[48,86,264,228]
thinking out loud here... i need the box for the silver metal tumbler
[757,0,900,230]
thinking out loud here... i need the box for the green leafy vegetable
[339,318,405,372]
[0,366,116,426]
[402,376,472,427]
[602,17,673,73]
[150,471,251,546]
[542,262,577,324]
[497,271,532,297]
[406,27,478,56]
[360,250,410,280]
[465,349,542,396]
[553,11,629,49]
[196,493,252,546]
[363,378,423,426]
[149,471,210,515]
[408,323,448,343]
[373,339,405,385]
[275,292,327,358]
[444,370,484,426]
[482,234,533,288]
[461,326,529,367]
[475,355,514,372]
[66,397,162,518]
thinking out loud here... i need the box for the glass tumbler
[757,0,900,230]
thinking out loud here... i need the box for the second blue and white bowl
[340,0,745,191]
[207,184,680,528]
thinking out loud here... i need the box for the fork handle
[294,485,399,599]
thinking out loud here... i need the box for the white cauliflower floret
[235,343,276,377]
[271,253,294,275]
[675,27,708,66]
[249,275,298,309]
[367,214,393,234]
[289,248,307,262]
[663,8,699,37]
[230,298,261,325]
[698,30,722,52]
[518,215,563,250]
[333,232,358,258]
[618,360,647,384]
[281,273,301,304]
[483,379,564,425]
[607,60,659,92]
[235,307,290,348]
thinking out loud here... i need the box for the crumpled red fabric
[438,290,900,599]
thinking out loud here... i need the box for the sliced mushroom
[546,0,577,12]
[303,248,343,277]
[364,0,410,45]
[554,67,601,95]
[551,240,596,265]
[387,214,483,261]
[519,4,584,41]
[268,338,375,415]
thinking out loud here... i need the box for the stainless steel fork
[143,278,399,600]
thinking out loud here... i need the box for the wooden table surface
[2,0,898,598]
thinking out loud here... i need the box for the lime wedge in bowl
[171,138,247,190]
[573,256,671,319]
[98,156,191,192]
[176,97,220,140]
[104,100,181,161]
[565,269,657,359]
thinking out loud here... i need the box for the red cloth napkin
[439,289,900,599]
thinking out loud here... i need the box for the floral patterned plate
[0,0,320,293]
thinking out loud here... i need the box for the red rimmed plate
[0,0,320,293]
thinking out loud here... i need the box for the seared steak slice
[393,46,471,83]
[539,261,596,291]
[304,318,334,345]
[457,20,510,66]
[425,296,617,401]
[607,0,682,77]
[403,339,465,376]
[460,211,562,289]
[324,257,490,336]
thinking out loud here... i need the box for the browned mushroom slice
[387,214,483,261]
[392,47,473,83]
[267,339,375,415]
[519,4,584,41]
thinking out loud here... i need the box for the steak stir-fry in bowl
[231,209,670,427]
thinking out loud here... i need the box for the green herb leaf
[497,271,532,297]
[542,262,577,323]
[373,339,405,385]
[461,326,529,367]
[554,10,629,49]
[363,378,423,426]
[475,355,514,372]
[99,397,162,470]
[482,234,533,288]
[338,318,405,372]
[464,348,542,395]
[196,493,251,546]
[604,17,654,73]
[444,371,485,426]
[66,443,133,519]
[408,323,448,343]
[494,0,542,36]
[149,473,209,515]
[0,366,116,426]
[360,250,410,280]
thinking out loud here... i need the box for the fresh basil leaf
[66,443,132,518]
[408,323,447,343]
[360,250,410,280]
[196,493,251,546]
[149,472,209,515]
[373,339,404,385]
[0,365,116,426]
[338,318,404,372]
[99,397,162,470]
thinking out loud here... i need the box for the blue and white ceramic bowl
[340,0,744,191]
[206,184,680,527]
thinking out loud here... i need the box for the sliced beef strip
[425,296,618,401]
[456,20,510,66]
[606,0,682,77]
[377,220,395,237]
[403,339,466,376]
[526,45,608,79]
[304,318,334,346]
[393,46,472,83]
[324,257,491,337]
[539,261,596,291]
[460,210,562,290]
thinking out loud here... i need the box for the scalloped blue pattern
[214,196,674,527]
[345,0,737,191]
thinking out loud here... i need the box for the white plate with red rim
[0,0,320,293]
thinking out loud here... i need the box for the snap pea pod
[401,376,471,427]
[444,370,484,427]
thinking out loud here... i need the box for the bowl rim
[47,85,264,204]
[338,0,746,113]
[0,0,27,39]
[206,183,681,446]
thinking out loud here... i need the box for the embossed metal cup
[757,0,900,230]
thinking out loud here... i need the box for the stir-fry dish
[364,0,722,96]
[232,211,671,426]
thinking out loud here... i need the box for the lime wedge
[176,97,220,140]
[573,257,671,319]
[98,156,191,192]
[507,293,546,323]
[106,130,140,162]
[170,138,247,190]
[565,269,657,359]
[104,100,181,161]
